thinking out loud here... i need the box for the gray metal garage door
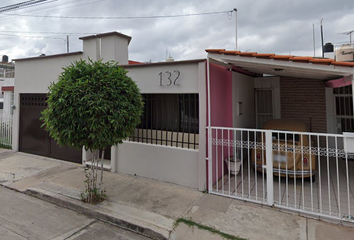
[19,94,82,163]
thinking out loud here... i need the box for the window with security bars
[128,94,199,149]
[255,89,273,128]
[334,86,353,133]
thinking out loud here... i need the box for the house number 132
[159,70,180,86]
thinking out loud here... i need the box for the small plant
[80,159,107,204]
[175,218,247,240]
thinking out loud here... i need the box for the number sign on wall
[159,70,180,86]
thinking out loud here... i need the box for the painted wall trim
[325,75,353,88]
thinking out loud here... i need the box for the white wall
[3,78,14,87]
[125,62,200,93]
[232,72,255,128]
[115,60,207,190]
[3,91,12,117]
[117,141,200,189]
[101,36,129,65]
[2,78,14,118]
[82,38,100,61]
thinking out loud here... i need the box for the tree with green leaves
[41,59,143,203]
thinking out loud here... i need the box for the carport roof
[206,49,354,81]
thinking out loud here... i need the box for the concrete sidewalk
[0,149,353,240]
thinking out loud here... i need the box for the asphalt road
[0,186,151,240]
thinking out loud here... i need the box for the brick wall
[280,77,327,133]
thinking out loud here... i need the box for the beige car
[252,119,316,182]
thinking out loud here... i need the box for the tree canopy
[41,59,143,151]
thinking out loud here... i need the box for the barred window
[334,86,353,133]
[128,94,199,149]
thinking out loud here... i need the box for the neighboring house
[1,79,14,118]
[0,56,15,118]
[12,31,354,222]
[204,49,354,223]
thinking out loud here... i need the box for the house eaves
[207,49,354,81]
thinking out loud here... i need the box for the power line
[0,33,65,39]
[0,0,85,20]
[0,0,57,14]
[0,30,97,35]
[3,10,232,20]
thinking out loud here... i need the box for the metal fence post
[265,130,274,206]
[208,127,212,193]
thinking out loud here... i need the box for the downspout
[352,77,354,124]
[207,55,212,192]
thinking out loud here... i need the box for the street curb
[24,187,170,240]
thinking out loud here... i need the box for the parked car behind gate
[251,119,316,182]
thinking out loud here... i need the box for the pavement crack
[0,225,29,239]
[63,219,97,240]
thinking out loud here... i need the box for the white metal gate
[208,126,354,222]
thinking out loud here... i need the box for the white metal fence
[208,126,354,222]
[0,115,13,149]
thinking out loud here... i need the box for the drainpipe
[234,8,237,51]
[352,76,354,122]
[207,55,212,192]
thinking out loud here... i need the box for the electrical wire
[3,10,232,20]
[0,0,107,20]
[0,30,97,35]
[0,0,58,13]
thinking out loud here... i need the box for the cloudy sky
[0,0,353,63]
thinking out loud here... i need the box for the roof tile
[220,50,240,55]
[331,61,354,67]
[270,55,294,61]
[205,49,225,53]
[289,56,313,63]
[309,58,334,65]
[205,48,354,68]
[237,52,257,57]
[253,53,275,58]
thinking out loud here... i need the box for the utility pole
[234,8,237,51]
[66,35,69,53]
[320,18,324,58]
[312,23,316,57]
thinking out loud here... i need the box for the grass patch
[175,218,247,240]
[0,143,11,149]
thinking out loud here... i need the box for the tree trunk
[100,150,104,194]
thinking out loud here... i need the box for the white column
[197,61,207,191]
[110,145,118,173]
[207,56,212,192]
[265,130,274,206]
[82,146,87,165]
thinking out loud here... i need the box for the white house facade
[12,31,354,222]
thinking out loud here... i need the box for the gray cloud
[0,0,353,62]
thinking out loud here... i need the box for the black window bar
[129,94,199,149]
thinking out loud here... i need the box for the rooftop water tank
[2,55,8,63]
[323,43,334,53]
[166,55,174,62]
